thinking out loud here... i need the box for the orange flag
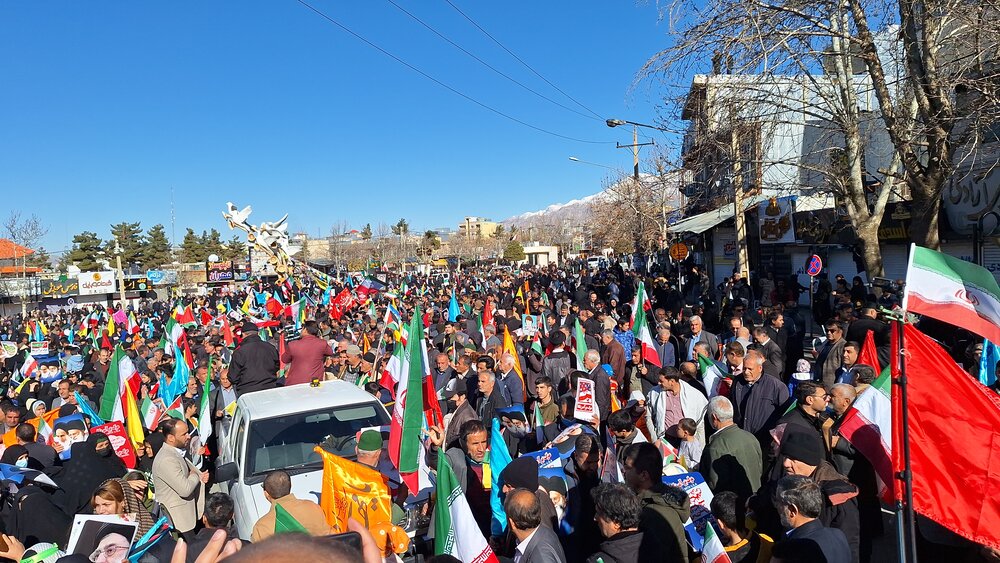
[313,446,393,532]
[502,326,528,402]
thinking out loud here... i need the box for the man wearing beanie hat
[498,457,560,550]
[751,429,861,562]
[354,430,383,469]
[229,320,279,396]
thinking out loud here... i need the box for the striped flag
[197,362,213,443]
[838,365,892,497]
[388,307,425,493]
[903,244,1000,343]
[630,281,662,367]
[433,444,499,562]
[701,523,732,563]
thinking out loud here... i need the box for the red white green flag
[630,281,662,367]
[389,308,425,493]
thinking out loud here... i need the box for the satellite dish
[208,254,220,262]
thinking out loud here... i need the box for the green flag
[574,319,588,367]
[274,503,309,534]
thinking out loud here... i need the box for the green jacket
[700,423,763,503]
[637,483,691,563]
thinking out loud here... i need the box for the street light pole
[607,119,656,257]
[114,240,127,308]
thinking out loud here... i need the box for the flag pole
[895,314,918,563]
[897,246,919,563]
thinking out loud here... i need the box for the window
[244,402,389,482]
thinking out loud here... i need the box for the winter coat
[229,333,279,395]
[637,483,691,563]
[585,530,649,563]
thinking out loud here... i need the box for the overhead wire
[293,0,616,145]
[442,0,606,121]
[383,0,603,123]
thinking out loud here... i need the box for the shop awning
[669,193,835,234]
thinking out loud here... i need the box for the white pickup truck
[213,380,391,540]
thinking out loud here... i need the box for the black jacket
[585,530,649,563]
[779,519,852,563]
[229,334,279,396]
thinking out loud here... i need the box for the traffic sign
[807,254,823,277]
[669,242,690,261]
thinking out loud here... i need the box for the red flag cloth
[858,329,882,373]
[199,309,214,327]
[329,289,354,321]
[265,297,284,319]
[893,323,1000,549]
[422,372,443,428]
[221,316,235,348]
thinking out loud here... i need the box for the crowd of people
[0,259,987,563]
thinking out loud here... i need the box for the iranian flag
[140,397,166,431]
[388,308,425,493]
[127,312,141,335]
[903,244,1000,343]
[837,365,892,497]
[379,340,405,399]
[19,352,38,380]
[174,303,197,327]
[701,523,732,563]
[630,282,662,367]
[434,442,499,563]
[98,345,146,448]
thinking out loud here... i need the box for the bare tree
[642,0,999,264]
[3,211,49,272]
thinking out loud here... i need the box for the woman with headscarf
[91,479,175,563]
[0,446,69,547]
[91,479,156,537]
[51,433,126,514]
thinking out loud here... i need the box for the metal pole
[896,315,919,563]
[116,252,127,308]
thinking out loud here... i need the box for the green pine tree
[63,231,106,271]
[143,224,173,269]
[223,235,247,262]
[202,229,225,260]
[25,247,51,270]
[503,241,525,262]
[180,228,207,263]
[107,222,146,270]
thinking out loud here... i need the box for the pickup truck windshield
[245,402,389,478]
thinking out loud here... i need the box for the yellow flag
[123,384,146,450]
[502,326,527,402]
[107,316,116,335]
[313,446,393,533]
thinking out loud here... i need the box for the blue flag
[160,359,190,407]
[979,338,1000,386]
[74,391,105,426]
[448,289,460,323]
[489,418,512,535]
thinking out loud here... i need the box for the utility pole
[614,124,654,257]
[114,240,127,307]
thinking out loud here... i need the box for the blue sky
[1,1,680,253]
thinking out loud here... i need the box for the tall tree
[62,231,106,271]
[361,223,373,241]
[503,241,526,262]
[25,247,51,270]
[223,235,247,262]
[423,230,442,250]
[202,229,225,260]
[143,224,173,269]
[179,228,207,263]
[107,222,146,269]
[2,212,48,273]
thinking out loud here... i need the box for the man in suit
[684,316,720,362]
[582,350,611,425]
[700,396,762,506]
[814,321,847,387]
[152,418,207,538]
[251,470,332,542]
[771,475,852,563]
[506,488,567,563]
[765,310,788,352]
[749,327,784,378]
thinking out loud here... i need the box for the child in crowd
[677,417,703,471]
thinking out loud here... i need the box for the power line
[442,0,605,121]
[383,0,603,123]
[294,0,615,145]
